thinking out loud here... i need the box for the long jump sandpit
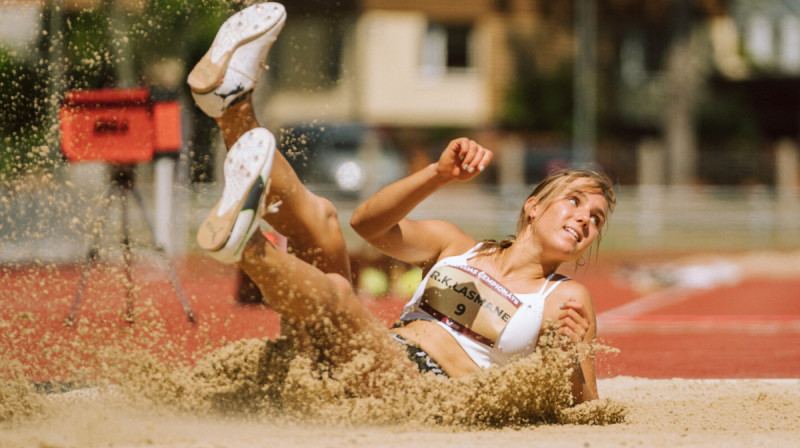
[1,377,797,447]
[2,252,799,447]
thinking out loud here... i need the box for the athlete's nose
[574,209,592,233]
[575,209,589,225]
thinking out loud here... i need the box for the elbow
[349,209,373,239]
[349,211,366,236]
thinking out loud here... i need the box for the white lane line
[598,285,695,318]
[596,285,800,334]
[598,315,800,334]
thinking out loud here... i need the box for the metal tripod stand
[66,164,195,325]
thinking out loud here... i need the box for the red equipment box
[152,100,182,153]
[59,88,180,164]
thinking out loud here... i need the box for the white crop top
[397,244,568,368]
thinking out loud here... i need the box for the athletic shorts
[390,332,449,377]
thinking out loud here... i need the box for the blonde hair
[475,169,616,257]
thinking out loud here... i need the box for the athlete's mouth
[564,226,581,242]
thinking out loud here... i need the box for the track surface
[2,252,798,380]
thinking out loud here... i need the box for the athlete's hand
[558,298,591,344]
[436,137,494,182]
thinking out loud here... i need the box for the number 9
[454,303,466,316]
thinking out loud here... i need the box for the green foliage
[60,0,232,88]
[0,131,54,182]
[502,67,574,134]
[696,89,765,184]
[0,47,46,135]
[0,47,53,180]
[696,89,759,150]
[64,8,116,89]
[129,0,232,63]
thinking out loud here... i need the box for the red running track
[1,253,798,381]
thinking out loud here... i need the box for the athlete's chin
[544,240,589,263]
[555,246,588,263]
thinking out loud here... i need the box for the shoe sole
[197,128,275,256]
[188,3,286,93]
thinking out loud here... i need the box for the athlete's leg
[215,100,351,280]
[198,108,416,384]
[239,231,415,387]
[188,2,350,279]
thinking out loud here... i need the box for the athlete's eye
[569,197,579,206]
[591,212,606,227]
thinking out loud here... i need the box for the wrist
[429,162,455,185]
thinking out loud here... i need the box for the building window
[746,15,774,66]
[421,22,475,77]
[779,16,800,73]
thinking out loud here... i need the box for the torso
[391,320,477,377]
[392,244,569,377]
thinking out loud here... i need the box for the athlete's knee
[313,197,348,254]
[322,272,362,311]
[316,196,342,232]
[325,272,353,298]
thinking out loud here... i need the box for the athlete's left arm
[551,281,599,403]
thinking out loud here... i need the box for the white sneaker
[197,128,276,263]
[189,2,286,117]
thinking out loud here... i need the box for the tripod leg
[120,187,135,323]
[65,247,99,326]
[162,258,196,322]
[130,184,196,322]
[160,256,196,322]
[66,185,112,326]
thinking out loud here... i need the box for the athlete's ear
[523,196,538,221]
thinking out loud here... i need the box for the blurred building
[1,0,798,186]
[263,0,557,130]
[259,0,800,186]
[1,0,799,256]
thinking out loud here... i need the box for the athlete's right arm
[350,138,493,267]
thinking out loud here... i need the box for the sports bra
[397,244,568,368]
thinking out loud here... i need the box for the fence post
[775,139,799,246]
[154,157,175,254]
[748,184,772,247]
[776,138,799,202]
[637,139,666,247]
[498,134,525,191]
[498,135,526,228]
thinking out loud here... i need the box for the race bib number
[419,265,521,347]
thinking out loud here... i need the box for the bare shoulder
[552,277,591,300]
[545,277,597,316]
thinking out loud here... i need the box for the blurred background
[1,1,799,382]
[1,0,799,266]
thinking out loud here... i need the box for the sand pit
[1,377,797,448]
[1,331,798,448]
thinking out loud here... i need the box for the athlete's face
[530,179,609,262]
